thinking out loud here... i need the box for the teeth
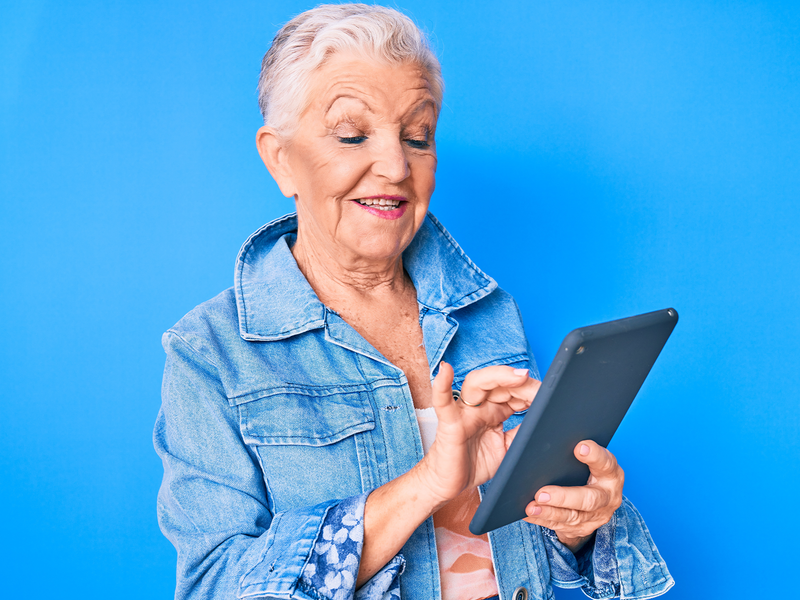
[357,198,400,210]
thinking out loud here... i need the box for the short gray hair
[258,4,443,137]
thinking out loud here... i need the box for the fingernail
[530,506,542,516]
[538,492,550,503]
[580,444,590,456]
[513,368,528,376]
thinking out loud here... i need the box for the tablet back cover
[469,308,678,535]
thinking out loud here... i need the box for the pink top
[416,408,499,600]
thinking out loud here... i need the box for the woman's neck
[291,231,412,307]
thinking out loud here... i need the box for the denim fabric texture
[154,212,675,600]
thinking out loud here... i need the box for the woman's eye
[405,138,431,149]
[338,136,367,144]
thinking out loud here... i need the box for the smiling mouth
[355,198,403,211]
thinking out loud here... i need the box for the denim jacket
[155,212,674,600]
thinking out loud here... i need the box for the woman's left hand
[523,440,625,552]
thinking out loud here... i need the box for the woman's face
[268,54,438,267]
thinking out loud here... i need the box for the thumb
[431,361,459,420]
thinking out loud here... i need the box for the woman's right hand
[415,361,541,509]
[358,362,539,586]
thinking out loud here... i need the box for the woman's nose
[371,136,410,183]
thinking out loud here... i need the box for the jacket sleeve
[541,497,675,599]
[154,331,404,600]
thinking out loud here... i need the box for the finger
[524,503,585,527]
[481,377,539,413]
[522,513,600,542]
[531,484,611,513]
[463,365,530,392]
[460,367,539,407]
[431,361,458,420]
[574,440,619,478]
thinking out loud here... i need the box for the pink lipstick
[352,195,408,220]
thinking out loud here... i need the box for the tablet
[468,308,678,536]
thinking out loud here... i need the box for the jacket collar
[234,212,496,341]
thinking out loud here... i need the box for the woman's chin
[346,239,408,265]
[339,211,423,263]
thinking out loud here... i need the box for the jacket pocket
[233,386,376,514]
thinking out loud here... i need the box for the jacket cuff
[542,496,674,599]
[238,493,405,600]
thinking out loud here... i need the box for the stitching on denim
[373,363,403,487]
[235,232,261,337]
[295,531,331,599]
[427,312,458,365]
[323,322,398,370]
[165,330,221,372]
[245,420,375,444]
[610,509,620,588]
[353,354,381,491]
[619,578,675,598]
[242,318,326,340]
[427,212,494,287]
[239,510,283,589]
[235,214,296,336]
[229,381,385,403]
[406,213,495,311]
[227,378,412,409]
[238,502,333,596]
[521,522,537,600]
[254,447,277,515]
[356,423,377,492]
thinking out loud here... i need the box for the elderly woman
[155,5,673,600]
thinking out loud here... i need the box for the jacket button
[512,587,528,600]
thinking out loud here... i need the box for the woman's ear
[256,126,296,198]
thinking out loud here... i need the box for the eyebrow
[325,94,371,115]
[407,98,436,119]
[325,94,437,122]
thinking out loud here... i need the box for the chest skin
[312,275,434,410]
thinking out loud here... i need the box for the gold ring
[452,389,482,407]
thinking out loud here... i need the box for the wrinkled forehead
[303,53,438,122]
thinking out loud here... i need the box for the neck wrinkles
[291,230,411,303]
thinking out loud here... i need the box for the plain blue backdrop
[1,1,798,598]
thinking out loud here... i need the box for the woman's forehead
[307,55,436,119]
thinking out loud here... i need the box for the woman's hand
[523,440,625,552]
[358,362,538,585]
[415,361,540,508]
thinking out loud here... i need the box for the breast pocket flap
[238,389,376,447]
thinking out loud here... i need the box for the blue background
[1,1,798,598]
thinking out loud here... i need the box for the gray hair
[258,3,443,137]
